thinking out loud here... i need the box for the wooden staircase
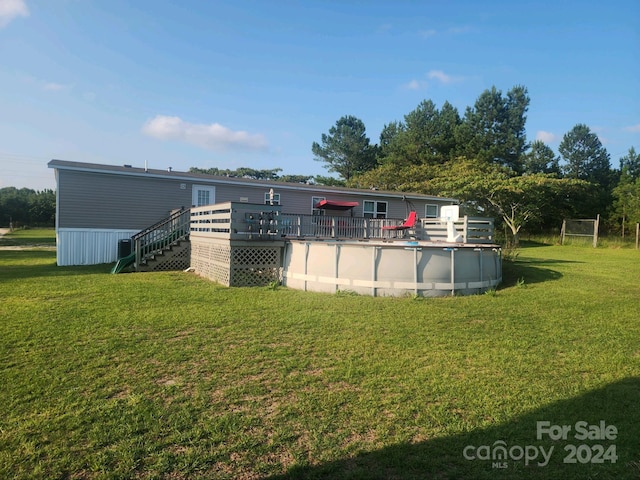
[130,208,191,272]
[136,238,190,272]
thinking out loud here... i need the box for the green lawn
[1,236,639,479]
[0,228,56,247]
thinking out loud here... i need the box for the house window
[312,197,326,216]
[192,185,216,207]
[264,191,280,205]
[363,200,387,219]
[425,204,438,218]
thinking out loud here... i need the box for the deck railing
[278,214,399,239]
[419,217,495,244]
[132,207,191,266]
[190,202,281,240]
[190,202,495,244]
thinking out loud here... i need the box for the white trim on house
[264,191,281,205]
[363,200,388,219]
[192,185,216,207]
[425,204,439,218]
[54,168,60,238]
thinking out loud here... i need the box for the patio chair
[382,211,417,237]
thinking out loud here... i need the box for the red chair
[382,211,417,236]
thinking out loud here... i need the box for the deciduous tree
[350,157,592,246]
[189,167,283,180]
[0,187,56,227]
[612,179,640,237]
[612,147,640,236]
[312,175,346,187]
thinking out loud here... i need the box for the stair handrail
[132,207,191,268]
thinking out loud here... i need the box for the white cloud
[43,82,69,91]
[624,124,640,133]
[402,69,462,91]
[0,0,29,28]
[427,69,461,85]
[142,115,268,152]
[535,131,557,143]
[403,79,425,90]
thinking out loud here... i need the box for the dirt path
[0,228,56,250]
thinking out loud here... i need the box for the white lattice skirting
[190,236,284,287]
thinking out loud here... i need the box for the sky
[0,0,639,191]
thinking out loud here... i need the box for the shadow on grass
[0,237,56,247]
[514,258,584,265]
[0,250,110,281]
[500,260,563,289]
[519,240,558,248]
[268,378,640,480]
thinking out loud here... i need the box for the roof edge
[47,159,458,203]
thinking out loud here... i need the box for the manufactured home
[48,160,458,266]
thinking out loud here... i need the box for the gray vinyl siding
[53,161,456,230]
[213,183,268,206]
[214,186,441,219]
[58,170,192,229]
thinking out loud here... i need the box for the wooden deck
[190,202,495,244]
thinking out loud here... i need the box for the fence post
[593,214,600,248]
[134,238,141,269]
[636,223,639,250]
[561,219,566,245]
[463,216,468,243]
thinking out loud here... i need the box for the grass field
[1,230,639,479]
[0,227,56,247]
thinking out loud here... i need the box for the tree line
[0,187,56,228]
[311,85,640,245]
[4,85,638,244]
[188,167,345,187]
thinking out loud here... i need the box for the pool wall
[282,240,501,297]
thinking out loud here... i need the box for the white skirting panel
[56,228,139,266]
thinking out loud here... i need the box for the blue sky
[1,0,638,190]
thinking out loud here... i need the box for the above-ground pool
[282,239,502,297]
